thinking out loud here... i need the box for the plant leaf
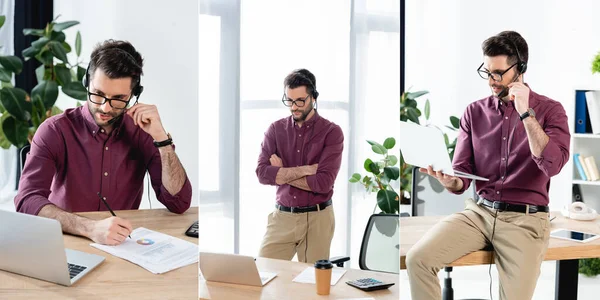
[0,113,12,149]
[0,56,23,74]
[35,65,45,83]
[405,90,429,100]
[2,116,29,148]
[0,16,5,29]
[349,173,362,183]
[368,161,380,175]
[62,81,88,100]
[22,46,38,59]
[0,87,31,121]
[62,42,72,54]
[406,107,420,124]
[0,68,11,82]
[31,37,50,50]
[376,189,399,214]
[387,155,398,166]
[75,31,82,57]
[383,137,396,149]
[444,133,449,147]
[77,66,86,81]
[53,20,79,32]
[54,64,72,86]
[35,50,53,65]
[32,80,59,110]
[364,158,374,173]
[424,99,430,120]
[384,166,400,180]
[450,116,460,129]
[50,31,66,43]
[23,28,45,36]
[49,42,69,63]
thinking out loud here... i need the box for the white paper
[91,227,198,274]
[338,298,376,300]
[292,267,346,285]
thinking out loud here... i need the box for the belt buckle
[492,201,503,210]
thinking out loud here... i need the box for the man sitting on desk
[406,31,570,300]
[256,69,343,264]
[14,40,192,246]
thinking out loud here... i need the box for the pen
[97,192,131,239]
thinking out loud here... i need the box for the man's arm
[525,104,570,177]
[256,123,283,185]
[38,204,132,245]
[275,165,317,185]
[157,145,187,195]
[448,108,474,194]
[288,177,312,191]
[303,126,344,194]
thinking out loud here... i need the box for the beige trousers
[258,205,335,264]
[406,198,550,300]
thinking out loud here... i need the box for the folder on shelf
[574,154,588,181]
[577,154,592,181]
[585,156,600,181]
[575,90,593,133]
[585,91,600,134]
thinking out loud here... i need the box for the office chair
[19,145,30,170]
[410,167,488,300]
[329,213,399,273]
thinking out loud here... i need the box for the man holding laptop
[405,31,570,300]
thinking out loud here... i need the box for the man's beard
[88,104,122,125]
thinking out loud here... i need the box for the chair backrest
[358,213,399,274]
[19,145,30,171]
[411,167,477,217]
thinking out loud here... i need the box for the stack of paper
[91,227,198,274]
[292,267,347,285]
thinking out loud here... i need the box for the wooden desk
[400,213,600,300]
[199,257,399,300]
[0,207,198,300]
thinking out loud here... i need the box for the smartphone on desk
[185,221,198,238]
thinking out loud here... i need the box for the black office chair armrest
[330,256,350,267]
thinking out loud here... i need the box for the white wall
[406,0,600,210]
[54,0,199,208]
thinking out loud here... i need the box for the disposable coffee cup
[314,259,333,295]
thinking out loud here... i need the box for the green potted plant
[0,15,87,149]
[399,89,460,205]
[348,138,399,214]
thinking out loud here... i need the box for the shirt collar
[292,110,321,127]
[82,104,126,138]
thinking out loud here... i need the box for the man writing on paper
[256,69,344,264]
[406,31,570,300]
[15,40,192,246]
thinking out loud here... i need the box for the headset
[496,36,527,99]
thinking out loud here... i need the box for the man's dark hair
[481,31,528,67]
[89,39,144,88]
[284,68,318,99]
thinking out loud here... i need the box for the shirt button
[105,147,109,151]
[505,116,508,120]
[104,172,108,176]
[294,196,297,199]
[92,130,95,134]
[503,137,506,140]
[101,129,105,133]
[501,176,505,180]
[496,191,500,195]
[297,150,300,152]
[502,157,506,161]
[299,134,302,137]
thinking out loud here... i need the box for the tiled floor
[400,261,600,299]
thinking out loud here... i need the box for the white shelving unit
[571,88,600,211]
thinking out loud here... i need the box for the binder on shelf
[585,91,600,134]
[585,156,600,181]
[575,90,593,133]
[574,153,588,181]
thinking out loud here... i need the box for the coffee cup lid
[314,259,333,269]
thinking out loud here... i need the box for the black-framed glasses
[477,62,518,82]
[87,92,132,110]
[282,94,311,107]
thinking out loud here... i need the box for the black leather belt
[478,198,549,214]
[276,199,332,213]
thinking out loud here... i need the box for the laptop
[0,210,105,286]
[199,252,277,286]
[400,121,489,181]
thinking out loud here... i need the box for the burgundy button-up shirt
[256,112,344,207]
[15,106,192,215]
[452,87,570,206]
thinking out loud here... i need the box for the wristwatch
[519,108,536,121]
[153,133,173,148]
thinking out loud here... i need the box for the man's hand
[89,217,133,246]
[126,103,169,141]
[419,165,462,191]
[508,81,530,115]
[270,154,283,167]
[306,163,318,176]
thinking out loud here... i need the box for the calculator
[185,221,199,238]
[346,278,395,291]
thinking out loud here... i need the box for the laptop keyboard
[68,263,87,279]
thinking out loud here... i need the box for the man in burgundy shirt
[406,31,570,299]
[14,40,192,246]
[256,69,344,263]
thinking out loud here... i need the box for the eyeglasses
[88,92,131,110]
[282,94,311,107]
[477,62,518,82]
